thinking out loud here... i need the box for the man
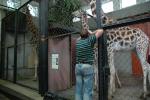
[75,29,103,100]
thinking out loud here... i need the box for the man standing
[75,29,103,100]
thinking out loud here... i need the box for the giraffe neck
[81,11,89,31]
[89,0,113,24]
[26,7,39,45]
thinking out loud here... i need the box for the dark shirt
[76,34,96,65]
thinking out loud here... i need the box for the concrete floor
[112,76,150,100]
[18,78,38,89]
[0,76,147,100]
[56,86,98,100]
[0,79,43,100]
[56,76,149,100]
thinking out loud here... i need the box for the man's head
[80,29,89,38]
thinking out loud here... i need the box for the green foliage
[49,0,81,26]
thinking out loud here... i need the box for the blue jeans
[75,64,94,100]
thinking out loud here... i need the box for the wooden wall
[129,22,150,76]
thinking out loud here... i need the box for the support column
[13,11,18,83]
[96,0,109,100]
[0,10,6,78]
[39,0,49,95]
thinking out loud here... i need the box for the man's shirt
[76,34,96,65]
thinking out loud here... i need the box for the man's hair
[80,29,89,38]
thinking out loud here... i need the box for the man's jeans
[75,64,94,100]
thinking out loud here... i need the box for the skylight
[121,0,136,8]
[102,1,113,13]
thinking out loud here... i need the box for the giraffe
[80,0,150,99]
[25,6,40,80]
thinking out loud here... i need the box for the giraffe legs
[107,48,121,99]
[115,70,122,88]
[136,38,150,99]
[32,47,38,81]
[108,49,115,99]
[138,60,149,100]
[94,64,98,91]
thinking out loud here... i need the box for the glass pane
[2,13,16,81]
[16,1,39,90]
[121,0,136,8]
[102,1,113,13]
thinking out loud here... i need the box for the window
[102,1,114,13]
[27,4,39,17]
[121,0,136,8]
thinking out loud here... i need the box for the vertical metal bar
[0,19,5,78]
[96,0,109,100]
[39,0,49,95]
[69,35,72,86]
[103,35,109,100]
[23,27,25,67]
[95,0,103,99]
[14,11,18,83]
[6,48,8,80]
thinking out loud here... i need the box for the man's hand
[95,29,103,39]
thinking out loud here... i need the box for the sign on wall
[51,54,59,69]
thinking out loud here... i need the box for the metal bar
[13,10,18,83]
[96,0,109,100]
[69,35,72,87]
[6,48,9,80]
[39,0,49,95]
[96,0,104,100]
[49,31,79,38]
[23,30,26,67]
[0,19,5,78]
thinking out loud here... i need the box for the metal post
[0,19,5,78]
[13,11,18,83]
[39,0,49,95]
[96,0,109,100]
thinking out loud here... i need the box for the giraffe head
[79,10,91,38]
[79,10,89,30]
[89,0,114,25]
